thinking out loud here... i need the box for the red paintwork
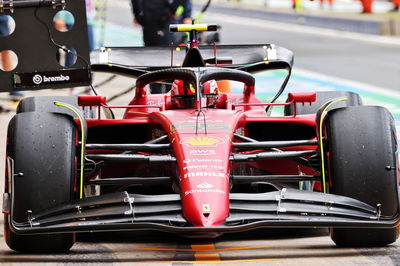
[78,96,107,106]
[287,92,316,104]
[78,91,319,227]
[152,109,241,226]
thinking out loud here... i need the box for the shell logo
[182,136,223,147]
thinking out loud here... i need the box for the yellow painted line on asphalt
[192,243,220,263]
[191,243,216,251]
[137,245,271,252]
[136,258,280,264]
[195,252,221,261]
[136,243,279,263]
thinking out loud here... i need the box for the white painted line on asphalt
[209,13,400,47]
[294,67,400,98]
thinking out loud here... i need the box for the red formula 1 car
[3,24,400,252]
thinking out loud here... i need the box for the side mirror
[78,96,107,107]
[287,92,316,105]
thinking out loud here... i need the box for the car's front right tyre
[4,112,77,253]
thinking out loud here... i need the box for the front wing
[6,189,400,235]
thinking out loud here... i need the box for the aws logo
[181,136,224,147]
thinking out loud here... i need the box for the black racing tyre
[17,96,78,115]
[4,112,77,253]
[284,91,362,115]
[17,96,94,118]
[325,106,399,247]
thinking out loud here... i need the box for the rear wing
[90,44,294,78]
[0,0,91,93]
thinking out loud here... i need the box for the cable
[34,2,118,120]
[193,0,212,24]
[34,4,89,66]
[107,85,136,103]
[33,2,100,96]
[78,74,117,95]
[93,74,117,88]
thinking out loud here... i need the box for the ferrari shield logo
[202,204,211,212]
[182,136,224,147]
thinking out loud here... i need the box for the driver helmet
[203,80,219,94]
[171,80,196,109]
[170,79,219,109]
[203,80,219,107]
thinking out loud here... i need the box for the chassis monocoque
[3,24,400,252]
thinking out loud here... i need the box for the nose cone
[182,178,230,227]
[176,135,232,227]
[157,109,239,227]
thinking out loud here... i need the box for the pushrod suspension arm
[85,143,170,151]
[233,140,318,150]
[86,154,176,163]
[232,174,320,183]
[230,150,317,162]
[86,177,172,186]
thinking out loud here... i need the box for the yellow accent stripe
[319,98,348,193]
[54,102,85,199]
[177,24,208,32]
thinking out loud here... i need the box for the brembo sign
[13,69,90,90]
[33,74,70,85]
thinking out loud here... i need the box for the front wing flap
[8,188,400,235]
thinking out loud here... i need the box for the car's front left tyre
[325,106,400,247]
